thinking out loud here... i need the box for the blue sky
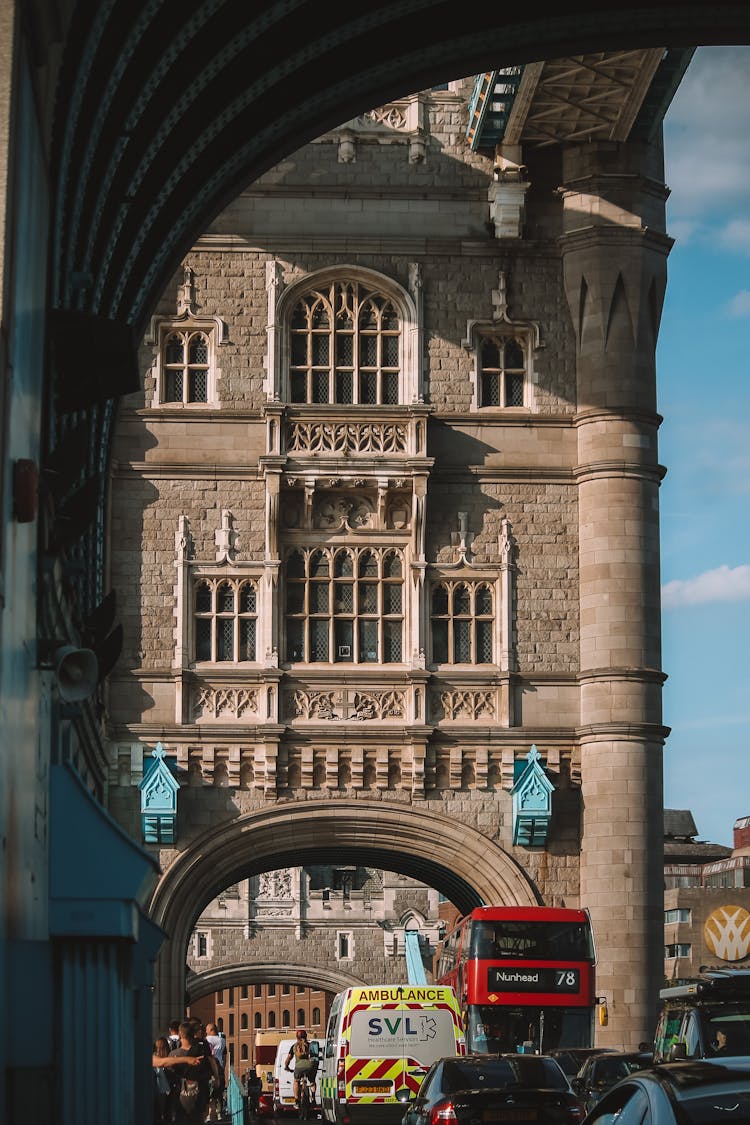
[659,46,750,846]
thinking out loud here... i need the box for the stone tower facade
[107,75,669,1046]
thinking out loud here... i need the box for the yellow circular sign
[704,905,750,962]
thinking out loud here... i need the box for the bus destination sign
[487,967,580,993]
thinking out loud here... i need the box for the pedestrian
[153,1037,174,1125]
[153,1034,202,1122]
[168,1020,182,1052]
[169,1020,212,1123]
[205,1022,228,1121]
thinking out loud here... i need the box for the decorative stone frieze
[433,688,496,721]
[285,687,406,723]
[192,686,260,721]
[286,419,408,455]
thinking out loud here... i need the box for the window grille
[285,547,403,664]
[194,578,257,662]
[478,333,526,407]
[162,329,211,403]
[431,581,494,664]
[289,281,401,404]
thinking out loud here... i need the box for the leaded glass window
[162,328,211,403]
[285,546,404,663]
[478,334,526,407]
[289,281,401,404]
[431,580,495,664]
[193,578,258,661]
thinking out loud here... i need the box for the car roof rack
[660,967,750,1001]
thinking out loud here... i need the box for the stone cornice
[573,406,663,429]
[558,224,674,256]
[577,666,667,686]
[576,723,671,743]
[573,460,666,484]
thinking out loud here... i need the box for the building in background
[186,866,441,1064]
[664,812,750,984]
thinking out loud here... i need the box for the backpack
[154,1067,171,1096]
[180,1076,201,1114]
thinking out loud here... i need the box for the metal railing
[226,1070,246,1124]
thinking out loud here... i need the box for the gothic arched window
[431,581,494,664]
[478,333,526,407]
[285,546,404,664]
[194,578,257,662]
[289,281,402,405]
[162,329,212,403]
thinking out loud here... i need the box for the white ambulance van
[274,1037,325,1115]
[320,985,465,1125]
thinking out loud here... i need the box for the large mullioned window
[285,546,404,664]
[162,328,211,403]
[194,578,257,662]
[289,281,401,405]
[431,580,494,664]
[478,334,526,407]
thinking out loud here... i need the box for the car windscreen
[443,1058,569,1092]
[702,1009,750,1056]
[591,1057,651,1084]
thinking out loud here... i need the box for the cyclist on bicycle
[285,1029,317,1108]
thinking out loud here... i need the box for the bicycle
[298,1073,314,1121]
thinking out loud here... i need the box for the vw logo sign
[704,905,750,962]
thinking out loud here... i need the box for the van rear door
[348,1000,462,1101]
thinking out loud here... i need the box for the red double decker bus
[435,906,596,1055]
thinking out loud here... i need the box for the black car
[581,1058,750,1124]
[572,1051,653,1113]
[547,1048,619,1080]
[401,1054,585,1125]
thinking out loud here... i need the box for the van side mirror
[669,1043,687,1061]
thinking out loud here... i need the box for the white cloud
[664,47,750,219]
[726,290,750,318]
[662,564,750,608]
[719,220,750,255]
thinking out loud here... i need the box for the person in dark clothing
[169,1021,213,1123]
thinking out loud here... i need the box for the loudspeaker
[53,645,99,702]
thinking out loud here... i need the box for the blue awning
[50,763,161,938]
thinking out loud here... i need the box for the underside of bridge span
[44,2,750,340]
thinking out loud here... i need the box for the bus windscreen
[470,920,595,961]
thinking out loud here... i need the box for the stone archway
[149,798,538,1029]
[186,962,366,1005]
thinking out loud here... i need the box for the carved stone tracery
[287,419,407,454]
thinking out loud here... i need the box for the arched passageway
[148,799,538,1028]
[186,962,366,1006]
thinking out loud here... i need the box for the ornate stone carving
[258,870,292,899]
[435,689,496,721]
[358,105,408,130]
[313,493,375,530]
[351,690,405,721]
[289,690,342,720]
[193,687,259,720]
[175,515,193,561]
[287,420,407,454]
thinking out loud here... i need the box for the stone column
[559,139,670,1047]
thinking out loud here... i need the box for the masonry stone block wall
[107,77,667,1048]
